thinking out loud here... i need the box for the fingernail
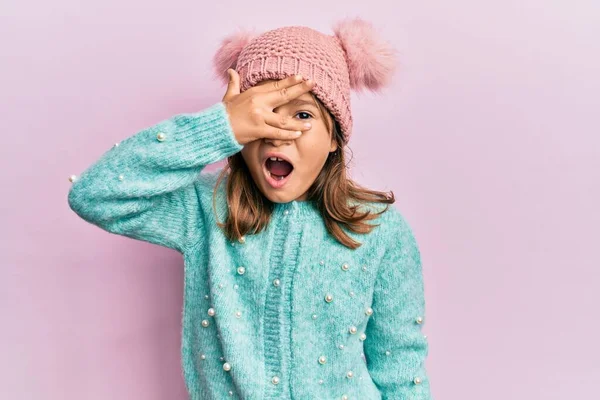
[295,74,302,81]
[295,131,302,136]
[304,123,312,129]
[306,79,313,85]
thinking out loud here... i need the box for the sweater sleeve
[67,101,243,254]
[363,213,432,399]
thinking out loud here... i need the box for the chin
[262,190,295,204]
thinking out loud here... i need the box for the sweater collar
[272,199,322,221]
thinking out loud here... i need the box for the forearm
[67,101,243,252]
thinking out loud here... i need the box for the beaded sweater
[67,102,433,400]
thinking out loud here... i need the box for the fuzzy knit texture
[213,18,397,141]
[67,101,432,400]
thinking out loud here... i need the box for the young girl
[68,18,432,400]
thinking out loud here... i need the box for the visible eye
[295,111,313,120]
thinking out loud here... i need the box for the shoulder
[193,167,229,222]
[357,199,414,235]
[369,202,420,258]
[197,167,225,189]
[362,204,424,288]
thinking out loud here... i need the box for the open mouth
[265,157,294,180]
[263,156,294,188]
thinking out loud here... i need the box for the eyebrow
[287,99,318,108]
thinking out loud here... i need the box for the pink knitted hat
[213,18,397,141]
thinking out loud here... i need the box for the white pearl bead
[200,354,206,360]
[69,175,77,183]
[413,376,422,384]
[338,344,344,350]
[385,350,391,356]
[362,266,367,271]
[235,311,241,318]
[234,284,239,290]
[341,263,349,271]
[271,376,280,385]
[156,132,166,141]
[223,362,231,371]
[218,283,224,289]
[284,210,289,215]
[204,295,209,299]
[238,235,245,243]
[342,395,348,400]
[220,356,224,361]
[312,314,317,320]
[114,142,120,147]
[228,390,233,396]
[365,307,373,316]
[273,278,280,287]
[318,379,324,385]
[118,174,124,181]
[201,319,209,327]
[325,294,333,303]
[318,355,327,364]
[208,308,215,317]
[348,326,357,334]
[237,266,246,275]
[416,316,424,324]
[319,260,325,266]
[349,291,355,297]
[346,370,354,378]
[359,333,367,341]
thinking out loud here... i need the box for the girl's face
[240,79,337,203]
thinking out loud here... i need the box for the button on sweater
[67,101,433,400]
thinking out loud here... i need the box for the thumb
[224,68,240,99]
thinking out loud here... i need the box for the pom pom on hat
[213,29,257,85]
[333,17,397,92]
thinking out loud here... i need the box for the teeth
[268,157,285,162]
[268,171,286,181]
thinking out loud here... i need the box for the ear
[329,135,338,152]
[333,17,397,92]
[212,28,258,85]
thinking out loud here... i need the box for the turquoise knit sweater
[67,102,432,400]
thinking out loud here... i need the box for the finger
[264,79,315,108]
[249,74,304,94]
[261,126,303,141]
[263,111,312,132]
[224,69,240,99]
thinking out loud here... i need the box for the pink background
[2,1,599,399]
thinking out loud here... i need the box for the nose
[263,136,293,147]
